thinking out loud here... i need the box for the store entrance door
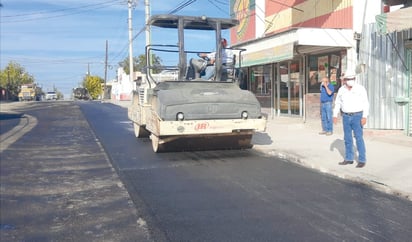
[278,61,301,115]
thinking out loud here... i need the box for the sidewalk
[252,114,412,201]
[112,100,412,201]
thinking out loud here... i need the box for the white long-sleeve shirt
[206,48,233,64]
[333,84,369,118]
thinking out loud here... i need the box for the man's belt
[342,111,363,116]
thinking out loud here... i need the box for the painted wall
[230,0,357,45]
[230,0,256,43]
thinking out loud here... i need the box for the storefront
[304,50,348,120]
[234,28,354,120]
[240,59,302,116]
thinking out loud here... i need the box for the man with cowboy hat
[333,70,369,168]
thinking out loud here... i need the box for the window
[308,51,345,93]
[250,65,272,96]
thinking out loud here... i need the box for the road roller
[128,14,266,152]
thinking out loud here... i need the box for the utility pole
[7,67,10,100]
[145,0,151,74]
[104,40,108,99]
[128,0,134,83]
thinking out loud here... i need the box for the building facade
[110,67,135,101]
[368,3,412,135]
[229,0,412,136]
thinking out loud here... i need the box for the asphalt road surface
[1,101,411,241]
[0,101,150,241]
[79,101,412,242]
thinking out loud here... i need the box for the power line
[168,0,197,14]
[2,0,122,18]
[127,0,199,58]
[268,0,304,12]
[2,50,105,63]
[212,0,228,6]
[1,0,124,23]
[207,0,228,15]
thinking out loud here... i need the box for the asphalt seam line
[0,114,38,153]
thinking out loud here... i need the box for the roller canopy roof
[149,14,239,30]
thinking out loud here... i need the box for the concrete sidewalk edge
[254,147,411,202]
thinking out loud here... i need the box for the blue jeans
[321,102,333,132]
[201,65,215,80]
[342,112,366,163]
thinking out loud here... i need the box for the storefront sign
[242,42,294,67]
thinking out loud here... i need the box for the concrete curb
[254,147,412,201]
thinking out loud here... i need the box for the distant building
[109,68,179,101]
[110,67,136,101]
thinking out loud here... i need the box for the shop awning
[376,7,412,34]
[242,42,294,67]
[240,31,296,67]
[239,28,352,67]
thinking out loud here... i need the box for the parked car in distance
[45,91,58,100]
[73,87,90,100]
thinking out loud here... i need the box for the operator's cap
[221,38,227,46]
[341,70,356,80]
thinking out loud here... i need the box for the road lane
[0,101,150,241]
[80,101,412,242]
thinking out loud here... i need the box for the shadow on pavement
[0,112,24,120]
[252,132,272,145]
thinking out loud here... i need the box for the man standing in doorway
[319,77,335,135]
[333,71,369,168]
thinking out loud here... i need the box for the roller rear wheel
[133,123,150,138]
[151,135,166,153]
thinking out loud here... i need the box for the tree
[53,87,64,100]
[0,61,35,99]
[82,75,103,99]
[118,54,162,75]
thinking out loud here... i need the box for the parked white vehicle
[45,91,57,100]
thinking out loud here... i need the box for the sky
[0,0,233,98]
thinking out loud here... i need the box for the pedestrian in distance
[319,77,335,136]
[333,70,369,168]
